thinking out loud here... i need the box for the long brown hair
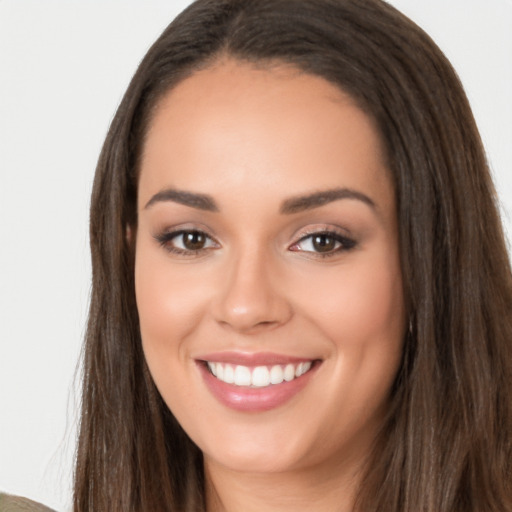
[74,1,512,510]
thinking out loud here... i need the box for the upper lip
[196,351,318,366]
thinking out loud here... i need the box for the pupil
[312,234,335,252]
[183,231,205,250]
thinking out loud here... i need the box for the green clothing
[0,494,55,512]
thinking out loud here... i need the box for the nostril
[217,318,281,335]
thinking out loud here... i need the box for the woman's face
[135,60,405,477]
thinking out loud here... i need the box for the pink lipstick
[196,352,319,412]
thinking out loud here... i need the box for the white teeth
[207,361,217,376]
[270,365,284,384]
[251,366,270,387]
[234,365,252,386]
[206,361,313,388]
[295,361,312,377]
[284,364,295,382]
[224,364,234,384]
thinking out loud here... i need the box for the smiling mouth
[205,360,316,388]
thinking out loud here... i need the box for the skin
[135,59,405,512]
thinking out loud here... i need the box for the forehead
[139,59,394,217]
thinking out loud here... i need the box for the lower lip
[197,362,318,412]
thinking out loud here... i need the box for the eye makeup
[153,223,357,259]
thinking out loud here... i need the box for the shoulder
[0,493,56,512]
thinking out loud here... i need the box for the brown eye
[312,234,336,253]
[289,230,357,257]
[182,231,207,250]
[155,229,218,255]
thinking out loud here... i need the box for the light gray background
[0,1,510,510]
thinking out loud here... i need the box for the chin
[204,443,305,474]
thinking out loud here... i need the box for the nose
[212,248,293,334]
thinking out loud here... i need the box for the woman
[73,0,512,510]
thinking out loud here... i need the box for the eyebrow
[280,188,376,214]
[144,186,376,214]
[144,188,219,211]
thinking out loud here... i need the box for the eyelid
[153,225,220,256]
[288,225,357,256]
[152,223,356,258]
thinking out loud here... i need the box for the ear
[126,224,133,243]
[126,224,137,245]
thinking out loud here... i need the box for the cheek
[292,251,405,440]
[135,239,213,332]
[295,250,405,352]
[134,241,208,360]
[134,244,209,414]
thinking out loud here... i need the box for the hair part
[75,1,512,510]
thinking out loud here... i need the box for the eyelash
[289,229,357,258]
[154,229,219,256]
[154,228,357,258]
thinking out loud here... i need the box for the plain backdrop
[0,1,510,510]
